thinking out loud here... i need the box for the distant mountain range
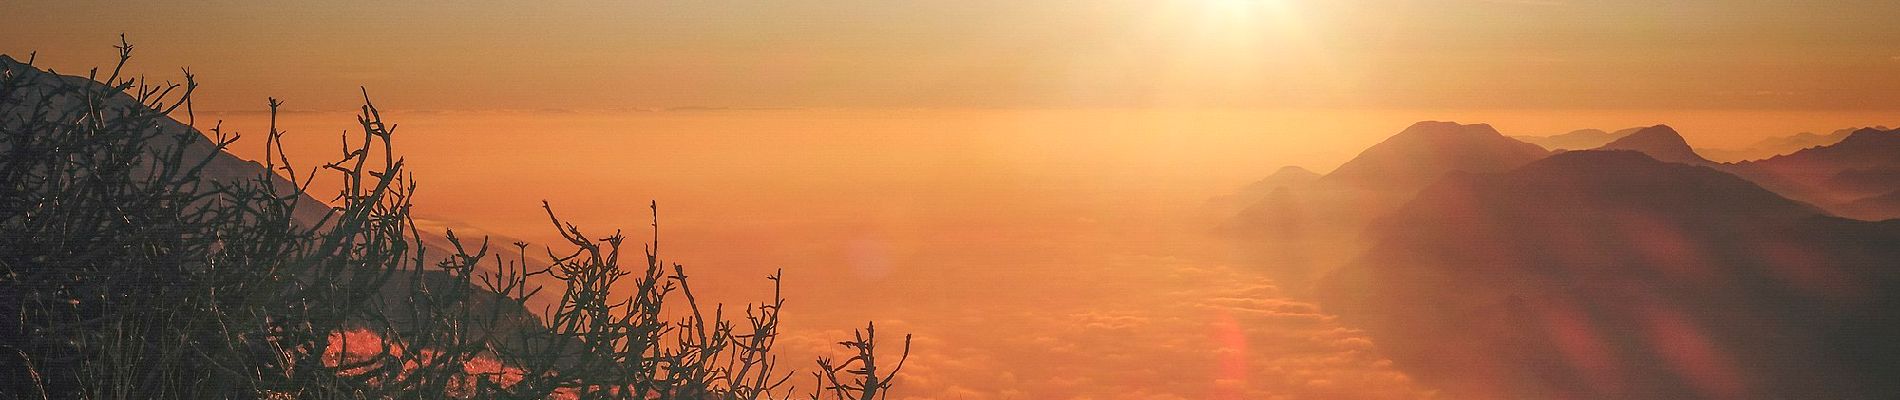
[1223,120,1900,398]
[1513,127,1644,150]
[1724,127,1900,221]
[1322,150,1900,398]
[1203,165,1319,216]
[1220,122,1552,289]
[1699,127,1877,162]
[1220,121,1550,229]
[1547,124,1900,220]
[1323,121,1552,194]
[1230,122,1900,242]
[1595,125,1713,165]
[1518,125,1883,162]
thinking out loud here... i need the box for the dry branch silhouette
[0,40,909,400]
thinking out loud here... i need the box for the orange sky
[10,2,1900,398]
[174,107,1889,398]
[8,1,1900,112]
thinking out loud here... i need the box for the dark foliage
[0,39,906,399]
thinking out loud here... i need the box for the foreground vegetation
[0,40,906,399]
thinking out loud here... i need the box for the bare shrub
[0,39,908,399]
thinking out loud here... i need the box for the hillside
[1699,127,1874,162]
[1593,125,1713,165]
[1320,150,1900,399]
[1321,121,1552,193]
[1724,127,1900,220]
[1514,127,1629,150]
[0,53,554,338]
[1220,121,1553,289]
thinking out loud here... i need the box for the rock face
[1320,150,1900,399]
[1594,125,1713,165]
[1723,127,1900,220]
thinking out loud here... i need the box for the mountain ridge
[1592,125,1713,165]
[1320,121,1551,193]
[1320,149,1900,399]
[1724,127,1900,220]
[1514,128,1627,150]
[0,54,561,320]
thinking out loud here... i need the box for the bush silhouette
[0,39,907,399]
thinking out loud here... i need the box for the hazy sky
[11,3,1900,398]
[8,0,1900,112]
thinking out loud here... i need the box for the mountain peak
[1840,127,1900,146]
[1394,121,1503,139]
[1240,165,1321,194]
[1513,128,1630,150]
[1268,165,1319,180]
[1515,149,1818,218]
[1594,124,1710,165]
[1328,148,1891,399]
[1321,121,1549,193]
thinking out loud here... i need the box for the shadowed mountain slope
[1515,128,1628,150]
[1245,165,1321,193]
[1594,125,1712,165]
[1724,127,1900,220]
[1321,121,1552,193]
[1221,121,1554,289]
[1205,165,1320,216]
[1700,127,1877,162]
[1320,150,1900,399]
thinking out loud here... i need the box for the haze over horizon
[8,1,1900,113]
[9,1,1900,399]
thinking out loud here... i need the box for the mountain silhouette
[1593,124,1712,165]
[1724,127,1900,220]
[1321,121,1552,194]
[1839,190,1900,220]
[1243,165,1320,193]
[1514,128,1627,150]
[1205,165,1320,226]
[1320,150,1900,399]
[1221,121,1554,220]
[1221,122,1553,289]
[1699,127,1875,162]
